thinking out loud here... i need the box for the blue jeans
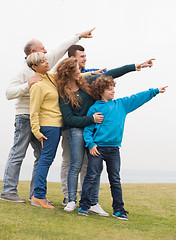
[80,147,124,213]
[1,114,41,199]
[67,128,102,203]
[34,126,61,199]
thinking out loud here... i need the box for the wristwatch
[76,33,81,40]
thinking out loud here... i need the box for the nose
[43,49,47,54]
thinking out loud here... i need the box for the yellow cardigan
[30,72,63,140]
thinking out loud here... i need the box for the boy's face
[101,86,115,102]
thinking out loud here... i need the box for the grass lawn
[0,181,175,240]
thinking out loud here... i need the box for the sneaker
[78,207,88,216]
[31,196,55,209]
[113,210,129,220]
[0,193,26,203]
[89,203,109,217]
[62,198,68,206]
[64,201,77,212]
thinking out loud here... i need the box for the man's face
[33,41,47,54]
[75,50,86,70]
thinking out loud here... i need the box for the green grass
[0,181,175,240]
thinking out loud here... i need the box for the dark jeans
[80,146,124,213]
[34,126,61,199]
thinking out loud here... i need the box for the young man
[60,44,108,216]
[0,29,95,203]
[79,75,167,219]
[68,44,106,74]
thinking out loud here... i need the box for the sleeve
[59,97,94,128]
[46,35,80,69]
[83,109,97,150]
[84,68,106,72]
[85,64,136,84]
[120,88,160,114]
[6,68,31,100]
[80,72,92,77]
[30,84,44,140]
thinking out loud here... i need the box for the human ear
[32,65,36,71]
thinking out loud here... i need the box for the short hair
[91,76,116,100]
[68,45,85,57]
[24,39,38,56]
[26,52,45,70]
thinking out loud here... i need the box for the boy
[78,75,167,220]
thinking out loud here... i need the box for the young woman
[55,57,154,212]
[27,52,63,209]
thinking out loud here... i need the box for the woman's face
[72,63,81,81]
[32,57,50,74]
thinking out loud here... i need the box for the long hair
[55,57,92,108]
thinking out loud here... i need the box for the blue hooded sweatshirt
[83,88,159,150]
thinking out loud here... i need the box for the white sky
[0,0,176,180]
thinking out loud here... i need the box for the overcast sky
[0,0,176,181]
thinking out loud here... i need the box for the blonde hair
[26,52,45,69]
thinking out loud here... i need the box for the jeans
[1,114,41,199]
[80,147,124,213]
[67,128,102,203]
[34,126,61,199]
[60,129,89,200]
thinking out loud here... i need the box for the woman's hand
[93,112,104,123]
[90,145,100,157]
[136,58,155,71]
[39,135,48,148]
[159,86,168,93]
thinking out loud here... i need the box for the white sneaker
[64,201,77,212]
[89,203,109,216]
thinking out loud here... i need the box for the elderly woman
[27,52,63,209]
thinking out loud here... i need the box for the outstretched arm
[86,64,136,84]
[86,58,156,84]
[121,86,168,114]
[48,28,96,69]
